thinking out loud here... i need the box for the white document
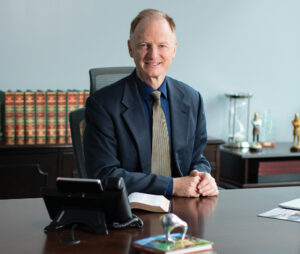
[258,207,300,223]
[279,198,300,210]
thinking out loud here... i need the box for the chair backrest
[89,67,135,94]
[0,164,47,199]
[69,107,87,178]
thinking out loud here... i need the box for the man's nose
[147,45,159,58]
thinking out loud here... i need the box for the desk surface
[0,187,299,254]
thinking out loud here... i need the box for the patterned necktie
[151,91,171,176]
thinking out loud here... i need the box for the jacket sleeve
[190,92,211,173]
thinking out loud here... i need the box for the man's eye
[159,44,167,48]
[138,43,147,48]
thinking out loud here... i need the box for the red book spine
[15,91,25,145]
[78,90,85,109]
[36,91,46,144]
[25,91,36,144]
[46,90,57,144]
[56,91,67,144]
[66,90,78,144]
[4,91,15,145]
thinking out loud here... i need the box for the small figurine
[291,113,300,152]
[161,213,187,243]
[250,113,262,151]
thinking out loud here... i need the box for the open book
[128,192,170,213]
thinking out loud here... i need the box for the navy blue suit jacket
[84,71,210,194]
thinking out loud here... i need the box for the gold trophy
[291,113,300,152]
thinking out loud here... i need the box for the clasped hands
[173,170,219,197]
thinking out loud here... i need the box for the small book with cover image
[132,233,213,254]
[128,192,170,213]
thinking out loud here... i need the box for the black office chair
[70,67,135,178]
[0,164,48,199]
[89,67,135,94]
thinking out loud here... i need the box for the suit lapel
[167,77,190,176]
[121,76,151,173]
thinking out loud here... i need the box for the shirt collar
[135,72,168,100]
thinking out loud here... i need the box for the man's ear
[128,40,133,58]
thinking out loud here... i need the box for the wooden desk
[220,142,300,188]
[0,187,299,254]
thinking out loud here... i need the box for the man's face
[128,17,177,87]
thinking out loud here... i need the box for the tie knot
[151,91,161,101]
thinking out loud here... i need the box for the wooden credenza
[0,137,223,198]
[0,143,77,188]
[220,142,300,188]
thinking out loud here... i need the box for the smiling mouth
[145,62,161,66]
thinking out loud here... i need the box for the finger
[200,182,219,196]
[200,184,217,196]
[189,191,201,198]
[198,175,216,194]
[201,187,219,197]
[198,174,211,189]
[189,169,200,177]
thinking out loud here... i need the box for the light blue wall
[1,0,300,142]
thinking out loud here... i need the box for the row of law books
[0,89,89,145]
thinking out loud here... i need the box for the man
[84,9,218,197]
